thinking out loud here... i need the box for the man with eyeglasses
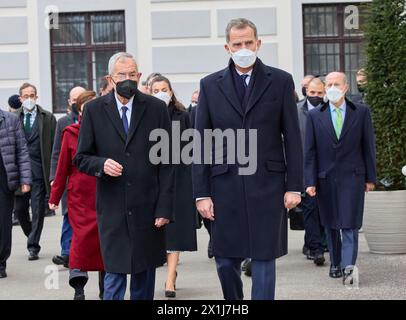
[14,83,56,261]
[75,52,174,300]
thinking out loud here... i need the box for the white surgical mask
[154,91,172,106]
[230,48,257,69]
[326,86,344,103]
[22,99,36,111]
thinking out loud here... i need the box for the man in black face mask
[296,77,326,266]
[75,52,174,300]
[50,86,86,268]
[299,75,315,101]
[352,68,368,105]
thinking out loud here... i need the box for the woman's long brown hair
[76,90,97,113]
[149,76,186,112]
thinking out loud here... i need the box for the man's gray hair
[225,18,258,43]
[308,77,325,87]
[108,52,136,75]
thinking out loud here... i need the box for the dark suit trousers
[326,229,359,269]
[215,257,276,300]
[103,269,156,300]
[15,179,46,254]
[302,194,324,254]
[0,188,14,270]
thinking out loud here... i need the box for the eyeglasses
[21,94,36,100]
[112,72,139,81]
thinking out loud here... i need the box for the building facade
[0,0,370,113]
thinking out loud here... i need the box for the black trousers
[0,188,14,270]
[302,194,324,254]
[15,179,46,254]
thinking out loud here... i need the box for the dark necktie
[241,74,250,111]
[24,113,32,134]
[241,74,249,89]
[121,106,129,135]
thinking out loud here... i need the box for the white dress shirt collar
[114,91,134,126]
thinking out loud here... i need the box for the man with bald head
[304,72,376,286]
[50,86,86,268]
[297,77,326,266]
[300,75,315,99]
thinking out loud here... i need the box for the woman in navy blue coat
[150,76,197,299]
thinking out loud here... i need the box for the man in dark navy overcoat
[193,18,303,300]
[304,71,376,285]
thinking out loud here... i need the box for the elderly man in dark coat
[193,19,303,300]
[75,52,174,300]
[0,109,32,278]
[305,72,376,285]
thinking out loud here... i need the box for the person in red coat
[49,91,104,300]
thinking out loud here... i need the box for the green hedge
[365,0,406,190]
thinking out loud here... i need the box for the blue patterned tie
[121,106,129,135]
[241,74,249,88]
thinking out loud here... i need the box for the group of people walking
[0,17,376,301]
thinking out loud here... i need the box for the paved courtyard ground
[1,213,405,300]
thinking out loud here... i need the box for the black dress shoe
[343,267,358,286]
[329,265,343,278]
[241,258,251,272]
[343,271,354,285]
[306,252,315,260]
[52,255,69,268]
[302,245,309,256]
[313,252,325,266]
[0,269,7,279]
[74,292,85,300]
[244,260,252,277]
[28,252,39,261]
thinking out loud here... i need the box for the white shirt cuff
[196,197,210,202]
[288,191,302,195]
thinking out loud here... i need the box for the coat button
[127,182,132,187]
[128,211,132,216]
[126,152,131,157]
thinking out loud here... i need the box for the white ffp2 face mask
[154,91,172,106]
[326,86,344,103]
[22,99,36,111]
[230,48,257,69]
